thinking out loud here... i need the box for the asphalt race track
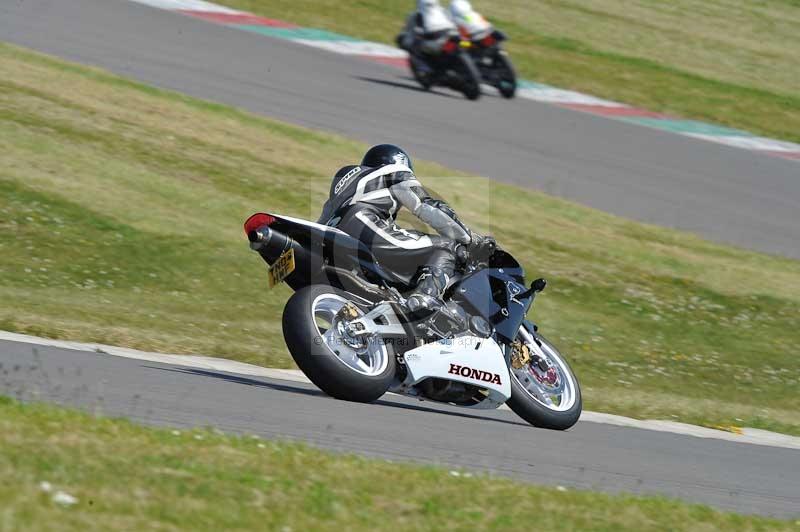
[2,0,800,258]
[2,0,800,520]
[2,340,799,518]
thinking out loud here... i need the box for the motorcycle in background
[396,31,483,100]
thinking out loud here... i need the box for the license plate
[268,248,295,288]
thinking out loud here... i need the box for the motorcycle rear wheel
[283,285,395,402]
[409,55,433,91]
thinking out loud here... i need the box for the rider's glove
[467,232,496,262]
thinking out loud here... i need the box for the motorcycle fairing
[451,268,532,343]
[401,335,510,408]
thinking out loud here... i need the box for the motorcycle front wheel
[454,52,482,100]
[282,284,395,402]
[494,52,517,99]
[505,327,582,430]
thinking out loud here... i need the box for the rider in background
[449,0,494,41]
[399,0,459,54]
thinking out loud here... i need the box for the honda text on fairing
[243,213,582,430]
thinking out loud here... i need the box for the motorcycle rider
[448,0,494,41]
[318,144,493,316]
[399,0,460,54]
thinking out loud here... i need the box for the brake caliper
[336,303,360,322]
[510,340,531,369]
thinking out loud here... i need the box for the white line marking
[684,134,800,152]
[292,40,409,58]
[517,87,627,107]
[2,330,798,450]
[129,0,242,13]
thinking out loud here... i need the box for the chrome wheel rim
[509,327,577,412]
[311,294,389,377]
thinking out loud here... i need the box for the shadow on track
[353,76,461,99]
[374,398,528,428]
[146,366,529,428]
[142,366,325,398]
[355,75,504,100]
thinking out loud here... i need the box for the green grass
[1,397,797,531]
[216,0,800,143]
[1,42,800,435]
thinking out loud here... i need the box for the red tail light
[442,39,458,54]
[480,35,496,47]
[244,213,276,235]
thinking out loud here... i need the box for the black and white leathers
[318,163,472,284]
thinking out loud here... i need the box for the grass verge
[1,42,799,434]
[1,396,796,531]
[217,0,800,143]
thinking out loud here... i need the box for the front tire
[282,285,395,402]
[494,53,517,99]
[455,53,482,100]
[506,329,582,430]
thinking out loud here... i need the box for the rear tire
[283,285,395,402]
[409,55,433,90]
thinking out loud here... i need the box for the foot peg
[406,293,443,319]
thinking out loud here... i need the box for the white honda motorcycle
[245,212,581,429]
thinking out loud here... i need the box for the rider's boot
[405,266,449,319]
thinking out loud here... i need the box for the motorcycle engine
[412,302,495,405]
[426,301,469,338]
[417,301,491,406]
[419,301,493,341]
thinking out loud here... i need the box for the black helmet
[361,144,413,171]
